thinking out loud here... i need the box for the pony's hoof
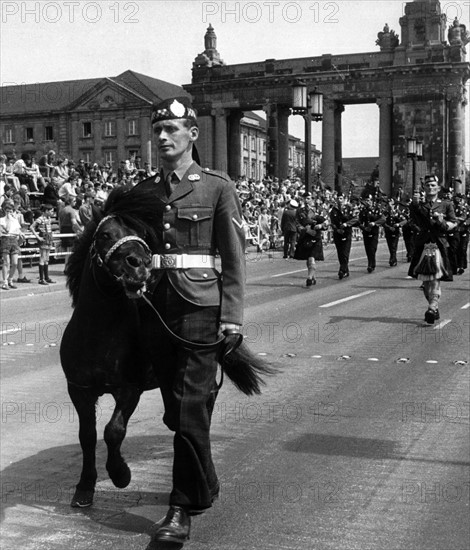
[71,488,94,508]
[108,463,131,488]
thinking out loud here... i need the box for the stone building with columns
[0,70,188,167]
[184,1,470,195]
[239,111,321,181]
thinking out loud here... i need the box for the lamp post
[292,81,323,195]
[407,137,423,194]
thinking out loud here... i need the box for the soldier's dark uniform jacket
[136,161,245,326]
[408,198,457,281]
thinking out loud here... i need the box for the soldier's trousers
[402,225,416,261]
[144,277,220,513]
[384,230,399,264]
[457,232,469,270]
[447,233,460,274]
[362,231,379,269]
[333,231,352,274]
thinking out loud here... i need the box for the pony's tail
[220,342,278,395]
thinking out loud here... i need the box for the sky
[1,0,469,159]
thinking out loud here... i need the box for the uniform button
[164,243,171,250]
[165,205,171,211]
[192,214,198,220]
[164,223,170,230]
[202,273,208,278]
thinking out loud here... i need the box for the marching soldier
[454,194,470,275]
[383,198,407,266]
[401,200,419,262]
[408,174,457,324]
[294,194,327,286]
[358,196,386,272]
[329,193,359,279]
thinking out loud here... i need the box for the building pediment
[68,78,152,112]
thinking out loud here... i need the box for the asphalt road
[1,241,469,550]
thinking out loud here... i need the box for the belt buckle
[161,254,177,268]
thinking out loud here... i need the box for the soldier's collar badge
[188,174,200,181]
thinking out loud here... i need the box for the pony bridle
[91,215,151,290]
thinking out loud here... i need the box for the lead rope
[140,292,225,350]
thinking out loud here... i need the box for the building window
[4,128,14,143]
[128,120,137,136]
[288,148,292,161]
[104,121,115,137]
[81,151,92,163]
[243,135,248,150]
[44,126,53,141]
[25,127,34,142]
[82,122,92,138]
[263,141,266,155]
[251,137,256,152]
[104,150,115,165]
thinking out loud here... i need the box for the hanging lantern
[406,137,417,157]
[292,80,307,111]
[309,90,323,121]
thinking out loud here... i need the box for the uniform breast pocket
[176,206,213,247]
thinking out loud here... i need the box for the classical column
[213,107,228,172]
[334,103,344,192]
[448,91,464,191]
[377,97,393,196]
[195,115,214,169]
[277,105,290,181]
[264,103,279,179]
[321,99,336,189]
[228,110,243,179]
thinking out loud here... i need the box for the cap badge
[169,99,186,118]
[155,175,161,183]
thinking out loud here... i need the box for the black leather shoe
[338,271,344,280]
[389,260,397,267]
[306,278,316,287]
[153,505,190,544]
[367,267,374,273]
[424,309,437,324]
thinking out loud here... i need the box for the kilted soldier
[293,195,327,286]
[408,175,457,324]
[454,194,470,275]
[135,96,246,545]
[329,193,359,279]
[383,199,407,266]
[358,197,386,272]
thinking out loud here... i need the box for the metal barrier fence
[18,233,76,264]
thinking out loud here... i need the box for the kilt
[409,237,453,282]
[294,232,324,261]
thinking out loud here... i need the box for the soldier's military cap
[151,96,197,124]
[424,174,439,184]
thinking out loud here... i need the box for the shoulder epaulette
[201,167,231,181]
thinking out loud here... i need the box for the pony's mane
[66,186,160,306]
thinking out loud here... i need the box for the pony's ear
[92,206,104,226]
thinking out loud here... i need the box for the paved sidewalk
[0,261,68,299]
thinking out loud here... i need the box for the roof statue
[376,23,400,51]
[448,17,470,47]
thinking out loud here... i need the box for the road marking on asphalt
[270,255,377,278]
[433,319,452,330]
[462,303,470,309]
[319,290,376,308]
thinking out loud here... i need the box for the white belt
[152,253,215,269]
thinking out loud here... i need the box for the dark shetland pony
[60,186,274,508]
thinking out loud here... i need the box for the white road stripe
[462,303,470,309]
[319,290,376,308]
[434,319,452,330]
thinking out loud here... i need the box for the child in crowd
[0,200,25,289]
[30,203,56,285]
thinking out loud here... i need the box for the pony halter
[92,214,151,267]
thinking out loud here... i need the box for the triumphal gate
[184,0,470,195]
